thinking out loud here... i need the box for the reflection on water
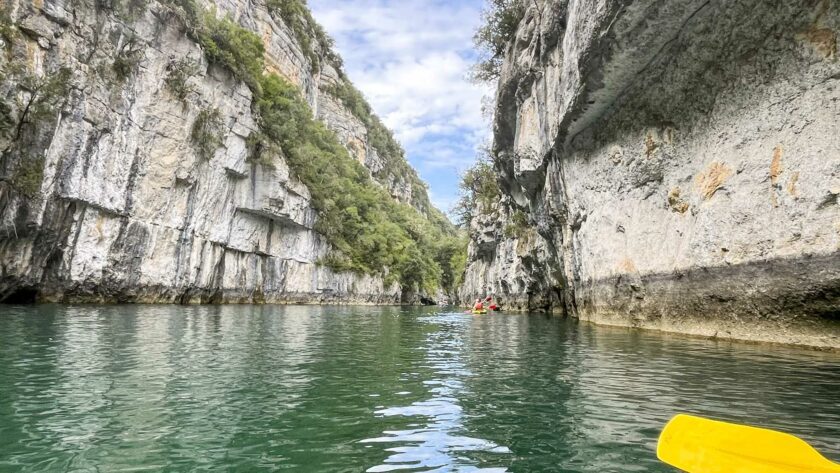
[0,305,839,472]
[363,313,509,472]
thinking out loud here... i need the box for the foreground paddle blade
[657,414,840,473]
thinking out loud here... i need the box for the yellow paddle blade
[658,414,840,473]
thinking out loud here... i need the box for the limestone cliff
[462,0,840,348]
[0,0,433,303]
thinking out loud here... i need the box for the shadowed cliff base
[0,282,404,306]
[570,252,840,349]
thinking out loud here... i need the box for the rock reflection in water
[362,313,510,472]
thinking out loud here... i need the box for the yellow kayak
[472,309,488,315]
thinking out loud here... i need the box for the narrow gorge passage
[1,0,839,471]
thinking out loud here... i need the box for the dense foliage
[255,75,462,293]
[435,234,469,293]
[472,0,525,82]
[198,11,265,92]
[328,80,432,213]
[454,154,501,225]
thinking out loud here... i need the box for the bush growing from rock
[198,11,265,92]
[11,155,45,197]
[164,59,199,102]
[0,7,19,47]
[191,108,224,160]
[112,43,143,83]
[454,153,501,225]
[472,0,525,82]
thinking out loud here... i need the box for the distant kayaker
[485,295,499,311]
[473,299,484,311]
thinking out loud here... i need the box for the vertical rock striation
[0,0,431,304]
[462,0,840,348]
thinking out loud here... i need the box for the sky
[308,0,493,214]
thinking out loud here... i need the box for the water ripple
[362,312,510,472]
[0,305,838,472]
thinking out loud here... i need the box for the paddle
[657,414,840,473]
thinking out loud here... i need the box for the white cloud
[429,190,459,214]
[309,0,493,209]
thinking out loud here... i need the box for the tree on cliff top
[472,0,525,83]
[453,150,500,226]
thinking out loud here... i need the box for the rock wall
[462,0,840,348]
[0,0,428,304]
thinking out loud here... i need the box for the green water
[0,305,838,472]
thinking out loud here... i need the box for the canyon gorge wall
[0,0,432,304]
[462,0,840,348]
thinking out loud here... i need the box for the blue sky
[309,0,492,214]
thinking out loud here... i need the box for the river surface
[0,305,839,472]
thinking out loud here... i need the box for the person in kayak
[473,299,484,311]
[485,295,499,311]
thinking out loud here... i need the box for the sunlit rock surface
[0,0,429,304]
[461,0,840,347]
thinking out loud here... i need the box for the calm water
[0,305,839,472]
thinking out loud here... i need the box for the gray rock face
[462,0,840,348]
[0,0,424,304]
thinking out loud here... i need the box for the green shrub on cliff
[1,68,70,196]
[198,11,265,91]
[326,80,372,121]
[473,0,525,82]
[191,108,225,160]
[112,41,143,83]
[164,59,199,102]
[0,7,19,46]
[254,74,459,293]
[160,0,202,30]
[435,234,469,294]
[159,1,264,91]
[245,132,280,168]
[1,68,69,198]
[327,79,432,213]
[454,155,500,224]
[11,155,45,197]
[504,209,529,238]
[14,68,73,133]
